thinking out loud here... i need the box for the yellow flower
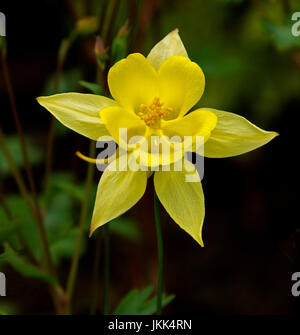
[37,29,278,246]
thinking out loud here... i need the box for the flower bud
[76,16,99,36]
[94,35,108,69]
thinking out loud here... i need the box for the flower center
[138,97,173,128]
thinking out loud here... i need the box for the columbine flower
[37,29,278,246]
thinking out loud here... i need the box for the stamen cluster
[138,97,173,128]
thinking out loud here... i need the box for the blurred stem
[90,231,102,314]
[154,188,163,315]
[282,0,290,13]
[129,0,144,53]
[105,0,120,48]
[0,48,54,276]
[101,0,119,44]
[99,0,109,35]
[66,140,96,314]
[44,31,77,191]
[103,224,110,315]
[0,128,33,211]
[0,128,66,313]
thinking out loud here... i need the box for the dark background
[0,0,298,314]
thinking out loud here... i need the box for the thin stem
[43,62,62,192]
[129,0,144,53]
[0,50,54,276]
[66,141,96,313]
[0,127,33,214]
[282,0,290,13]
[154,189,163,315]
[102,224,110,315]
[0,127,66,313]
[105,0,121,48]
[90,231,102,315]
[43,31,77,191]
[101,0,119,44]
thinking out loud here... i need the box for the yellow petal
[90,158,148,235]
[203,109,279,158]
[128,109,217,168]
[130,134,184,168]
[37,93,116,140]
[108,53,158,111]
[100,105,147,150]
[147,29,188,69]
[154,160,205,246]
[158,56,205,119]
[161,108,218,150]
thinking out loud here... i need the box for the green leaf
[0,244,57,285]
[50,228,79,265]
[4,196,40,260]
[3,191,82,266]
[192,46,243,76]
[0,136,44,177]
[263,20,300,51]
[44,192,83,265]
[42,68,82,95]
[114,285,175,315]
[0,223,19,244]
[111,28,128,64]
[45,172,85,204]
[49,178,84,202]
[79,80,102,95]
[109,217,142,243]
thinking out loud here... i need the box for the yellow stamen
[139,97,173,128]
[76,151,111,164]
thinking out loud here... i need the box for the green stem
[0,51,53,274]
[129,0,144,53]
[103,224,110,315]
[154,188,163,315]
[0,127,66,314]
[282,0,290,13]
[101,0,119,44]
[0,128,32,210]
[66,141,96,313]
[90,231,102,315]
[44,31,77,191]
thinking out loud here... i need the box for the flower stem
[0,127,66,314]
[66,140,96,313]
[103,224,110,315]
[90,231,102,315]
[101,0,119,44]
[0,50,54,276]
[44,31,77,191]
[154,188,163,315]
[129,0,144,53]
[0,128,33,211]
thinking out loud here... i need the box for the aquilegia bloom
[37,30,277,246]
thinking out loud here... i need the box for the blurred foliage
[0,0,299,314]
[0,243,57,285]
[114,285,175,315]
[110,217,142,243]
[79,80,103,95]
[42,69,82,96]
[141,0,300,127]
[0,136,43,177]
[263,20,300,50]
